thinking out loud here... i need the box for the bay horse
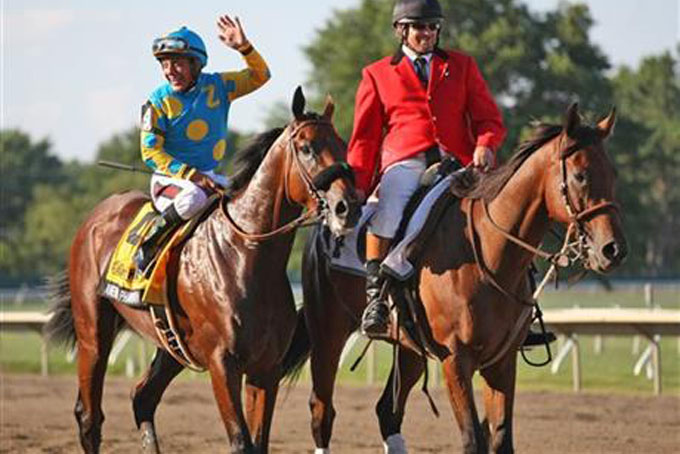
[281,103,627,453]
[44,87,360,454]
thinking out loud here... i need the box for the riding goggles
[409,22,441,31]
[152,37,207,57]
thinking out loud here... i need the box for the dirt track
[2,374,679,453]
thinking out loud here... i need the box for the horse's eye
[573,172,587,185]
[300,144,314,158]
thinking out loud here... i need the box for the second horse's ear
[564,102,581,138]
[597,106,617,139]
[322,94,335,120]
[292,86,305,120]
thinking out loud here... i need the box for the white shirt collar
[401,45,432,64]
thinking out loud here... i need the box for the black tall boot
[361,259,391,337]
[135,205,183,272]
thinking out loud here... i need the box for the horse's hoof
[383,433,408,454]
[140,421,160,454]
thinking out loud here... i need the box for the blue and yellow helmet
[152,26,208,68]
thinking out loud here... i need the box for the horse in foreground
[45,88,360,453]
[283,104,627,453]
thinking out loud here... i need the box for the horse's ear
[322,94,335,120]
[292,86,305,120]
[564,102,581,138]
[597,106,617,139]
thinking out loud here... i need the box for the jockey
[347,0,506,337]
[136,15,270,271]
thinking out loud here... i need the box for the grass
[1,286,679,395]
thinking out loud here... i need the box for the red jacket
[347,48,506,194]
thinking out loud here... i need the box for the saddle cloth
[328,172,457,280]
[98,198,216,307]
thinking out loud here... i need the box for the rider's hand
[189,171,218,196]
[217,15,249,51]
[472,146,494,173]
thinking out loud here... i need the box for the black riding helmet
[392,0,444,25]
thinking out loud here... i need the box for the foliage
[610,52,680,275]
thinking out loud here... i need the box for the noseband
[224,119,353,242]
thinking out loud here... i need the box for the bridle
[468,132,620,369]
[222,118,354,242]
[470,134,620,278]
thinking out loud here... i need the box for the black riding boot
[522,267,557,347]
[361,259,390,337]
[135,205,183,272]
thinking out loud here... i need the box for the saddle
[326,160,474,359]
[98,195,219,308]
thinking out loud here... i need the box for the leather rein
[468,138,619,302]
[466,138,619,369]
[222,119,352,242]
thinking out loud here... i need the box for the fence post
[40,335,49,377]
[571,335,581,393]
[651,335,662,395]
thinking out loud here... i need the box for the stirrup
[361,301,390,337]
[522,330,556,347]
[135,246,158,274]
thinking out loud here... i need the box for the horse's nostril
[602,240,626,262]
[334,200,348,217]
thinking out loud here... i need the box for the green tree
[611,51,680,275]
[0,130,68,282]
[0,130,65,235]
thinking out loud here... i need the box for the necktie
[414,57,429,88]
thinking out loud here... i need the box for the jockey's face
[159,56,196,92]
[404,21,439,54]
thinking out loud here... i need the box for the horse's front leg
[442,351,487,454]
[244,373,280,453]
[208,354,253,453]
[479,352,518,454]
[306,299,358,453]
[376,346,425,454]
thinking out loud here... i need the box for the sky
[2,0,679,163]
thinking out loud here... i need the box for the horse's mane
[463,122,598,202]
[226,113,327,198]
[226,127,285,197]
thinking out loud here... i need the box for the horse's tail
[43,270,77,348]
[43,270,127,349]
[280,308,311,383]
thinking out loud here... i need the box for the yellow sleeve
[140,102,190,177]
[220,46,271,102]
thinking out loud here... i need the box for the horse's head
[544,103,627,273]
[283,87,361,235]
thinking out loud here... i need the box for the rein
[222,119,350,242]
[468,139,619,369]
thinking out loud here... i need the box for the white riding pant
[367,154,429,239]
[150,170,228,220]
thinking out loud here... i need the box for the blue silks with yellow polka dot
[140,47,270,177]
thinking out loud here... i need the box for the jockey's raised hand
[217,15,249,51]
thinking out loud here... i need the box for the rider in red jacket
[348,0,507,337]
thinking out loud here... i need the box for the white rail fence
[2,284,679,394]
